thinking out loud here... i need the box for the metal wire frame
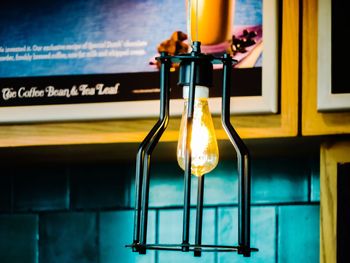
[221,53,252,257]
[129,42,257,257]
[131,52,171,254]
[126,243,259,252]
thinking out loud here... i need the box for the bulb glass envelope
[127,41,258,257]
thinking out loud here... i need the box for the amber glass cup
[188,0,235,45]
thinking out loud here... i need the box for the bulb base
[183,86,209,99]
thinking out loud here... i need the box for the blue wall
[0,156,320,263]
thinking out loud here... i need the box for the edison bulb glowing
[177,86,219,176]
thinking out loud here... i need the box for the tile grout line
[36,214,40,263]
[37,213,43,263]
[307,158,312,203]
[127,168,132,208]
[66,165,72,211]
[214,207,218,263]
[155,208,159,263]
[10,173,14,214]
[275,206,279,263]
[96,212,100,263]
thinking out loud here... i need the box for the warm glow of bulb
[177,98,219,176]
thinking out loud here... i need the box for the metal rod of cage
[182,57,197,251]
[221,54,251,257]
[133,52,171,253]
[194,174,205,257]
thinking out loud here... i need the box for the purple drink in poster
[0,0,262,78]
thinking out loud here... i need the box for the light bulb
[177,86,219,177]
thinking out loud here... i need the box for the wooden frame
[317,0,350,111]
[0,0,299,147]
[320,140,350,263]
[302,0,350,135]
[0,0,279,123]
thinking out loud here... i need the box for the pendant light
[127,0,257,257]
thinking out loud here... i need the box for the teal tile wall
[0,173,11,212]
[13,166,69,212]
[148,162,184,207]
[278,205,320,263]
[218,207,276,263]
[0,214,38,263]
[251,158,309,204]
[310,157,320,202]
[158,209,216,263]
[39,212,98,263]
[70,163,130,209]
[144,161,238,207]
[0,156,320,263]
[99,210,156,263]
[143,157,311,208]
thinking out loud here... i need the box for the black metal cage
[127,41,257,257]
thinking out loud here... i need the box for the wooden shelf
[0,0,299,148]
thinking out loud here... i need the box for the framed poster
[0,0,278,123]
[317,0,350,111]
